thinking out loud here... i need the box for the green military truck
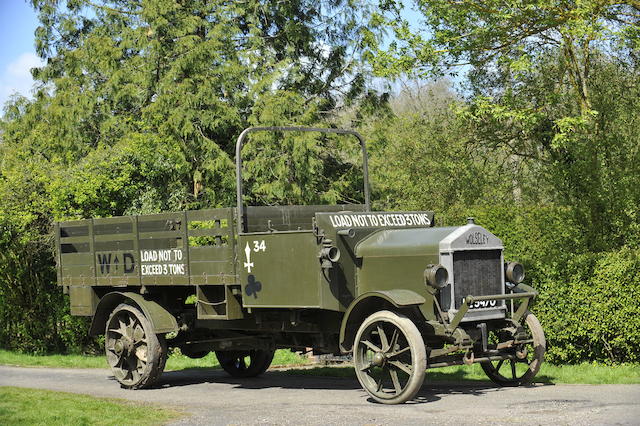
[55,126,545,404]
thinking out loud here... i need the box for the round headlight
[424,264,448,289]
[505,262,525,284]
[320,246,341,263]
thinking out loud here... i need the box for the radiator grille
[452,249,502,309]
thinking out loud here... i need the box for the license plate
[469,299,498,309]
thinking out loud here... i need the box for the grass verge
[279,362,640,385]
[0,349,309,371]
[164,348,310,371]
[0,387,180,426]
[0,350,107,369]
[1,349,637,384]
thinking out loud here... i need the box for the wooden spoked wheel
[353,310,426,404]
[481,311,545,386]
[105,303,167,389]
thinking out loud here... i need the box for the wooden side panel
[58,220,94,287]
[56,208,238,289]
[137,212,189,286]
[94,216,139,286]
[187,208,237,285]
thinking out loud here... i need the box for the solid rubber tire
[353,310,426,404]
[105,303,167,389]
[481,311,545,386]
[215,349,275,378]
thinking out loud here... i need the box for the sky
[0,0,42,108]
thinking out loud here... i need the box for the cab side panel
[238,232,322,308]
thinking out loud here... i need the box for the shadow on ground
[160,364,556,385]
[109,365,552,404]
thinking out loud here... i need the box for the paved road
[1,365,638,425]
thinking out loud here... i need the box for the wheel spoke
[389,368,402,394]
[510,360,517,379]
[133,324,145,343]
[387,345,410,359]
[359,362,373,372]
[131,365,141,382]
[389,329,399,352]
[388,360,412,375]
[376,375,384,393]
[106,349,120,367]
[495,359,505,372]
[123,357,135,381]
[112,364,127,381]
[361,339,381,352]
[135,345,148,363]
[237,357,247,370]
[377,325,389,351]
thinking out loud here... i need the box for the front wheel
[353,310,426,404]
[215,349,275,378]
[105,303,167,389]
[481,311,545,386]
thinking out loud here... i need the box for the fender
[88,292,179,336]
[339,290,426,353]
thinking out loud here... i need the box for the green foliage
[0,232,94,354]
[366,0,639,110]
[538,248,640,364]
[365,81,519,214]
[366,1,640,253]
[460,55,640,251]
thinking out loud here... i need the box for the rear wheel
[180,347,210,359]
[215,349,275,378]
[481,311,545,386]
[105,303,167,389]
[353,310,426,404]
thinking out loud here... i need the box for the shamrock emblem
[245,274,262,298]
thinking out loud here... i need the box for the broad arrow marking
[243,242,254,273]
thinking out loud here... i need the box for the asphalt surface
[1,365,639,425]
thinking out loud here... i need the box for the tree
[364,0,640,250]
[0,0,376,352]
[365,0,640,115]
[363,80,527,220]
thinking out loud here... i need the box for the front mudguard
[339,289,426,353]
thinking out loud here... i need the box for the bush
[455,205,640,364]
[0,235,96,354]
[537,248,640,364]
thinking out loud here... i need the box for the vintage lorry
[54,126,545,404]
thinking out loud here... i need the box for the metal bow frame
[235,126,371,234]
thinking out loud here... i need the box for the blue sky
[0,0,41,108]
